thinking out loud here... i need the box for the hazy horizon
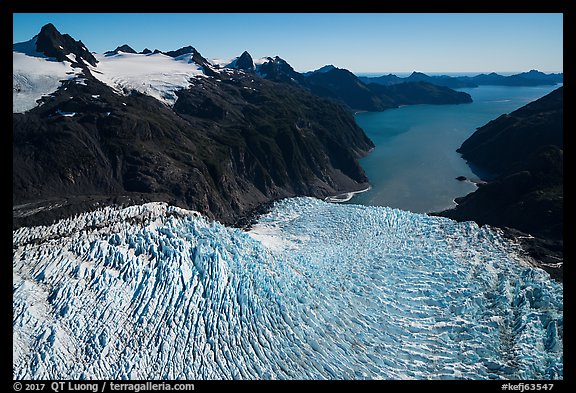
[353,70,563,77]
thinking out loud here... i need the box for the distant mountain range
[222,53,472,112]
[359,70,563,89]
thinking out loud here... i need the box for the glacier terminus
[13,198,562,380]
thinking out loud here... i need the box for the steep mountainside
[13,24,373,228]
[305,68,395,111]
[438,87,563,279]
[457,88,563,175]
[32,23,98,66]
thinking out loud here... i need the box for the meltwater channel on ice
[13,198,563,380]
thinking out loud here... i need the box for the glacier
[13,198,563,380]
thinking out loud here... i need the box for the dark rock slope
[13,27,374,228]
[305,68,394,112]
[105,44,137,55]
[437,87,563,280]
[368,81,473,106]
[227,57,472,112]
[30,23,98,66]
[273,63,472,112]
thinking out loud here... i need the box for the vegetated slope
[438,87,563,279]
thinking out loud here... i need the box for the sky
[12,13,563,74]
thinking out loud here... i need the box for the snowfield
[89,52,206,107]
[13,50,82,113]
[13,43,208,113]
[13,199,562,380]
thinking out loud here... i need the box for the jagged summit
[235,51,255,72]
[257,55,305,85]
[225,51,255,72]
[33,23,98,66]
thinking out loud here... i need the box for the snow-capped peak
[13,24,229,110]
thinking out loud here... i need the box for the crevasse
[12,199,563,380]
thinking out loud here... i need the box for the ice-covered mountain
[13,198,562,379]
[13,28,215,111]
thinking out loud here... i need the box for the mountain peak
[164,46,197,58]
[235,51,255,72]
[105,44,137,55]
[33,23,98,66]
[162,46,218,77]
[39,23,58,36]
[303,64,337,76]
[273,56,287,64]
[315,64,337,73]
[256,55,304,85]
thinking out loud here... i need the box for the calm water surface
[351,85,561,213]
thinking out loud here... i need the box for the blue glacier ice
[12,198,563,380]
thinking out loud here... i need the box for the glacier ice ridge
[13,198,563,379]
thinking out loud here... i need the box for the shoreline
[324,185,372,203]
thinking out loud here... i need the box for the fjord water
[352,85,561,213]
